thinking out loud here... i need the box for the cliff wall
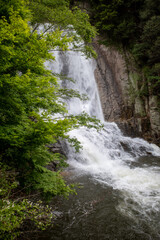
[93,41,160,145]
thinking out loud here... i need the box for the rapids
[43,50,160,240]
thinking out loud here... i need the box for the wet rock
[47,141,66,156]
[46,161,57,171]
[117,119,140,138]
[46,141,67,171]
[120,141,132,152]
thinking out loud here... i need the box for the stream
[40,50,160,240]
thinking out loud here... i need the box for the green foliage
[0,165,53,240]
[0,0,104,238]
[133,16,160,66]
[0,1,103,237]
[0,0,30,20]
[133,11,160,95]
[0,0,103,201]
[31,167,76,199]
[28,0,97,57]
[83,0,160,98]
[86,0,144,47]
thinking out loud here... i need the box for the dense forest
[0,0,160,239]
[79,0,160,99]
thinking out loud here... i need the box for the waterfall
[46,50,104,120]
[45,50,160,237]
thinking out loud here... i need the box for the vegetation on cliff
[0,0,102,238]
[79,0,160,100]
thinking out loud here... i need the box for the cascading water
[44,50,160,240]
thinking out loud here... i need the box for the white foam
[50,48,160,228]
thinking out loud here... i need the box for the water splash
[46,50,160,236]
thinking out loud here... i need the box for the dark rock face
[47,141,66,156]
[93,41,133,122]
[46,161,57,172]
[46,141,66,171]
[93,40,160,145]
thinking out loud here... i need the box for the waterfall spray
[45,49,160,238]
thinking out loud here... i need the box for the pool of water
[37,157,160,240]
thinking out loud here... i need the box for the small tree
[0,0,102,199]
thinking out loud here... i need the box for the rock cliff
[93,40,160,145]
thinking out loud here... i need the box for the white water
[46,50,160,234]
